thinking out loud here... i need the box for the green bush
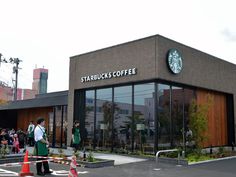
[57,148,65,157]
[218,146,225,155]
[187,153,212,162]
[87,151,95,162]
[0,145,10,158]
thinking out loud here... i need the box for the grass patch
[187,154,213,162]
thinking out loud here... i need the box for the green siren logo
[167,49,183,74]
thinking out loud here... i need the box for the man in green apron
[72,121,80,152]
[34,118,53,176]
[27,121,35,146]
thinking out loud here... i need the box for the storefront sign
[136,124,145,131]
[100,123,108,130]
[81,68,137,83]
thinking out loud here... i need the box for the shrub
[57,148,65,157]
[87,151,95,162]
[189,95,213,149]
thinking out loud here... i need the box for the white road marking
[176,165,182,167]
[51,170,89,176]
[153,168,161,171]
[0,168,18,176]
[78,171,89,174]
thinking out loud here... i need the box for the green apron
[36,126,48,156]
[73,128,80,145]
[28,126,34,138]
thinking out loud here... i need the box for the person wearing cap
[34,118,53,176]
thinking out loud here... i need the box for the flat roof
[0,91,68,110]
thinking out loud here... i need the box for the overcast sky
[0,0,235,92]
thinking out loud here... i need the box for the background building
[32,68,48,94]
[0,67,48,101]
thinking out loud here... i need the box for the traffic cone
[19,150,34,176]
[68,156,78,177]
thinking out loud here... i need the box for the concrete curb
[188,155,236,165]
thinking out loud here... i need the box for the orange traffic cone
[68,156,78,177]
[19,150,34,176]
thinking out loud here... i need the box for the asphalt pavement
[0,157,236,177]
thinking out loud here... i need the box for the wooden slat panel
[196,89,227,147]
[17,107,53,133]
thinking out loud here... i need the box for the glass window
[114,86,132,152]
[96,88,112,150]
[134,83,155,153]
[62,106,68,148]
[184,88,195,146]
[48,112,54,147]
[55,106,62,147]
[158,84,171,149]
[85,90,95,149]
[171,86,184,147]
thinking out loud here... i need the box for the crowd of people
[0,119,80,176]
[0,121,35,154]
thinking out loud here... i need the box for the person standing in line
[17,129,26,149]
[12,134,20,153]
[27,121,35,146]
[34,118,53,176]
[72,121,81,152]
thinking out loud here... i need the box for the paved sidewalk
[25,146,147,165]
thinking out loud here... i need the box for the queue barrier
[155,149,180,164]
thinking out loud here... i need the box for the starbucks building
[67,35,236,153]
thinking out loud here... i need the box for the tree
[102,101,119,131]
[101,101,120,147]
[188,95,213,149]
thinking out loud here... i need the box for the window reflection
[85,90,95,149]
[172,86,184,147]
[184,88,195,146]
[96,88,112,150]
[158,84,171,149]
[62,106,68,148]
[134,83,155,153]
[113,86,132,151]
[75,82,196,153]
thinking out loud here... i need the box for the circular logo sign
[167,49,183,74]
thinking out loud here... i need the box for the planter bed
[157,157,188,166]
[52,157,114,168]
[77,159,114,168]
[0,154,35,164]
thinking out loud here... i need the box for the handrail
[156,149,179,164]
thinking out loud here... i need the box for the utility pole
[9,58,22,101]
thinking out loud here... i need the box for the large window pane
[85,90,95,149]
[172,86,184,147]
[114,86,132,152]
[158,84,171,149]
[184,88,195,146]
[62,106,68,148]
[55,106,62,147]
[96,88,112,150]
[134,83,155,153]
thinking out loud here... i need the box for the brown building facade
[68,35,236,152]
